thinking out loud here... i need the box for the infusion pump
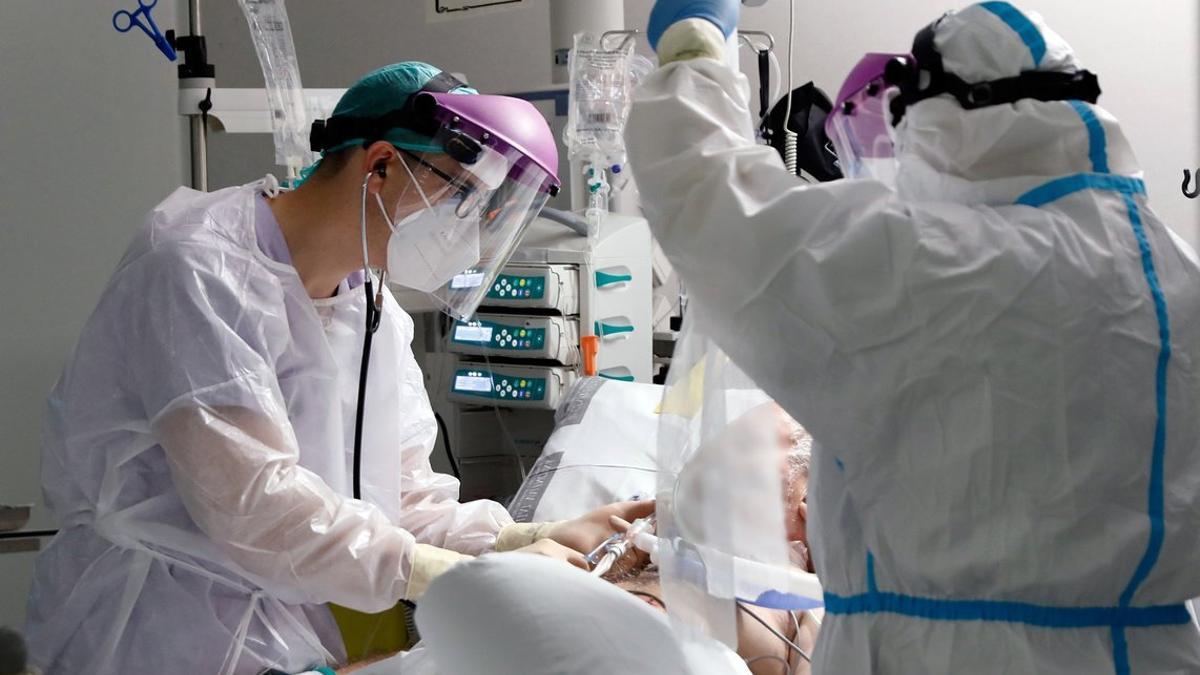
[444,213,653,410]
[396,213,654,500]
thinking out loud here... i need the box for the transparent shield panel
[656,311,823,656]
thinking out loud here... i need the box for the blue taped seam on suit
[979,2,1047,66]
[829,551,1188,629]
[1068,101,1111,174]
[824,589,1190,628]
[1117,193,1172,613]
[1016,174,1145,207]
[1110,193,1173,675]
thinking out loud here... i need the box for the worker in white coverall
[629,1,1200,672]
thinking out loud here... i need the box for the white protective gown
[26,179,513,675]
[627,5,1200,674]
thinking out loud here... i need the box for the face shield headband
[885,15,1102,127]
[308,72,470,155]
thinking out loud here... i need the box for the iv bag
[237,0,317,175]
[563,32,651,162]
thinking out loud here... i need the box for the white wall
[203,0,1199,241]
[0,0,187,630]
[0,0,1194,633]
[724,0,1200,246]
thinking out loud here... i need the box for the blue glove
[647,0,740,51]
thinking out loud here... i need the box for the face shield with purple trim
[824,53,913,187]
[385,92,560,321]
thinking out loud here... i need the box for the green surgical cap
[295,61,476,186]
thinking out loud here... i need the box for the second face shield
[825,53,912,187]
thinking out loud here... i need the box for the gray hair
[782,416,812,483]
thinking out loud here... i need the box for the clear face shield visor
[385,125,556,321]
[654,311,824,657]
[825,53,913,187]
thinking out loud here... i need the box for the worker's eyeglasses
[398,149,488,219]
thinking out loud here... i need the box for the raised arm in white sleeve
[626,53,928,407]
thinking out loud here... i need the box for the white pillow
[507,378,663,522]
[417,553,749,675]
[507,378,777,523]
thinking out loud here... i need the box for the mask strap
[396,152,435,211]
[373,153,435,240]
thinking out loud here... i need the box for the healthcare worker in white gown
[26,61,650,675]
[629,1,1200,672]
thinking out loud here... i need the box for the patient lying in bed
[605,563,819,675]
[343,403,818,675]
[600,405,818,675]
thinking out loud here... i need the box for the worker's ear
[361,141,398,195]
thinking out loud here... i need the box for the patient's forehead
[774,404,811,452]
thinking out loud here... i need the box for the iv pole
[186,0,207,191]
[167,0,214,191]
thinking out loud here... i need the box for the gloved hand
[544,499,656,556]
[600,515,654,579]
[647,0,740,51]
[515,538,590,570]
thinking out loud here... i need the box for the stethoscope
[352,167,388,501]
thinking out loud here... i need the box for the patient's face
[776,405,812,570]
[784,468,810,570]
[604,404,814,599]
[595,404,817,674]
[605,563,665,610]
[604,563,813,675]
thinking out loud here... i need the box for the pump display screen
[453,375,493,393]
[454,325,493,343]
[452,319,547,351]
[451,368,549,402]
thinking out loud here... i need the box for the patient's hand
[514,538,589,570]
[545,499,656,556]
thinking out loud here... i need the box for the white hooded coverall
[627,3,1200,673]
